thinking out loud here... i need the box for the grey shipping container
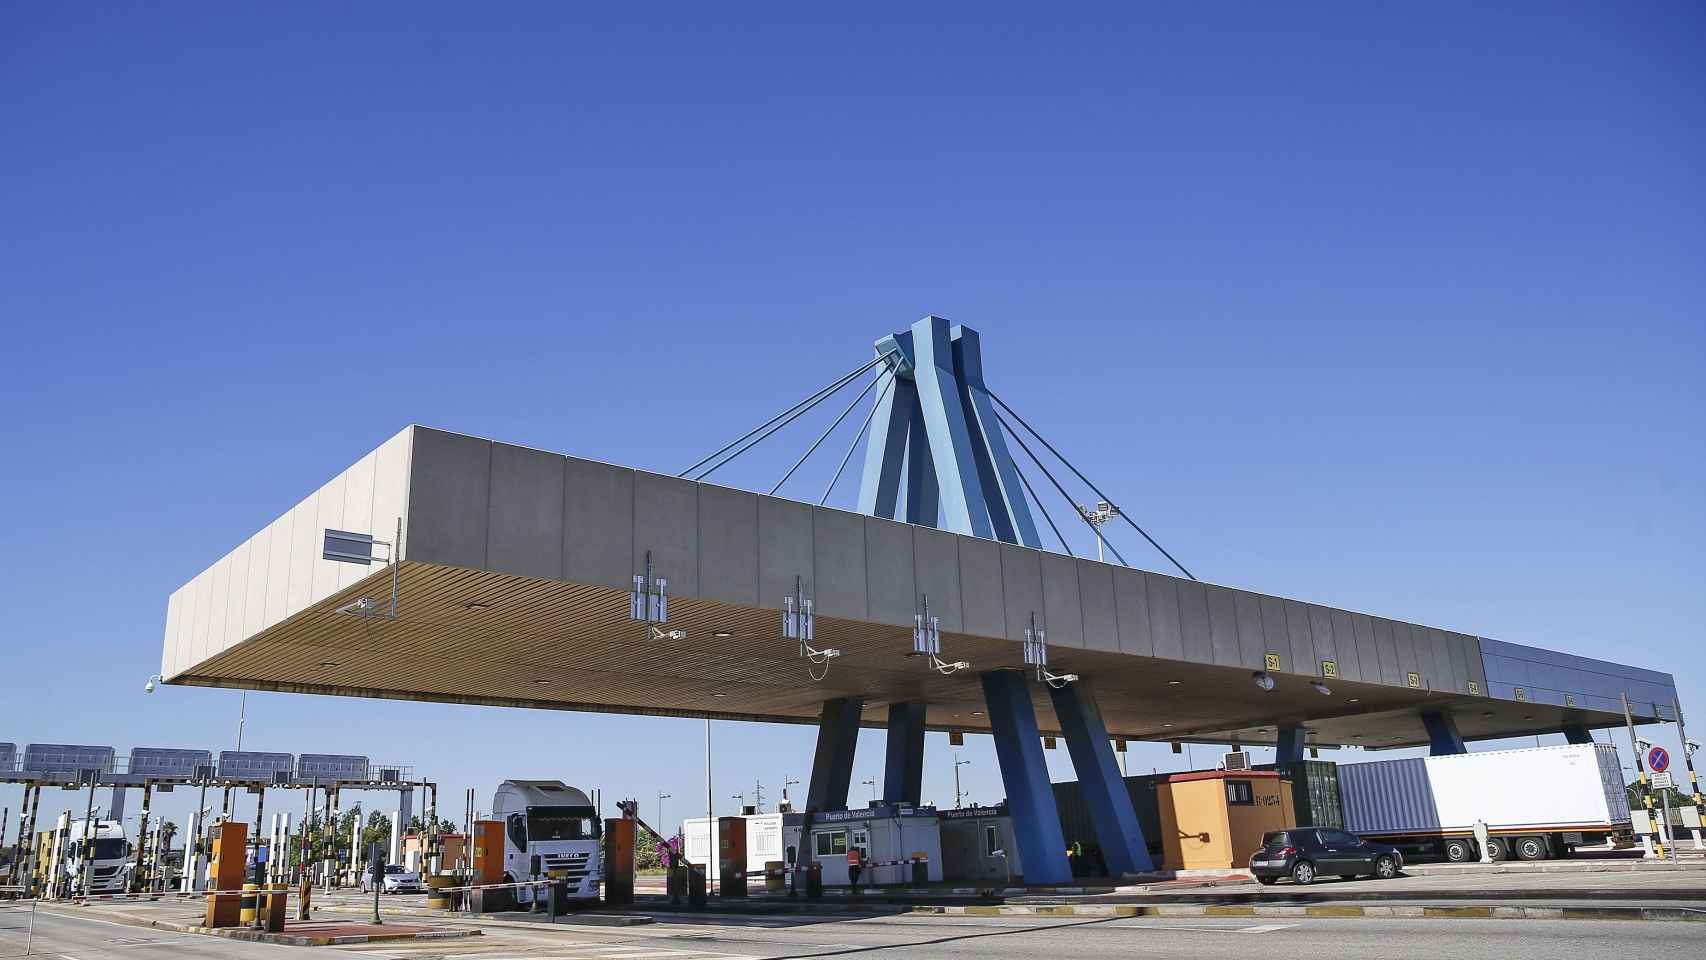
[1051,774,1167,870]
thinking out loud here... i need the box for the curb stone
[910,903,1706,922]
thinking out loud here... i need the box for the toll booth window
[1225,780,1254,805]
[507,813,528,851]
[984,825,1000,857]
[814,830,847,857]
[527,805,598,841]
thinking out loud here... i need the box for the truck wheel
[1514,836,1548,861]
[1291,861,1316,886]
[1443,838,1475,862]
[1485,838,1508,861]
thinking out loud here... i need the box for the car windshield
[386,865,405,874]
[92,838,128,860]
[527,805,599,842]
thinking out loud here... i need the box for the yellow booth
[1158,770,1295,870]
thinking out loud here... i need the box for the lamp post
[657,792,670,833]
[1076,502,1119,563]
[861,778,877,803]
[953,755,971,809]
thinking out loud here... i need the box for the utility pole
[656,792,670,833]
[236,690,247,751]
[1076,502,1119,563]
[781,777,799,810]
[953,754,971,809]
[752,780,765,813]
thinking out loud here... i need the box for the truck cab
[66,819,133,895]
[492,780,602,903]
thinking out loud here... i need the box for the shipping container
[1337,743,1630,861]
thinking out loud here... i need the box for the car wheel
[1515,836,1548,861]
[1257,876,1278,886]
[1443,838,1475,862]
[1374,855,1398,880]
[1291,861,1316,885]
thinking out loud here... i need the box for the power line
[994,409,1124,566]
[770,370,890,496]
[679,354,889,478]
[820,373,896,506]
[691,356,891,482]
[988,391,1195,581]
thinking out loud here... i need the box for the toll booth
[1158,770,1296,870]
[782,804,942,887]
[938,805,1024,883]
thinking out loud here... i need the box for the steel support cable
[1009,450,1075,557]
[994,409,1128,567]
[987,391,1196,581]
[770,369,891,496]
[691,356,890,482]
[820,372,897,506]
[678,353,890,478]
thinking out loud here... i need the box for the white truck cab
[492,780,602,903]
[66,819,132,895]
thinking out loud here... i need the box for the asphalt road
[0,900,300,958]
[9,900,1705,959]
[324,912,1706,960]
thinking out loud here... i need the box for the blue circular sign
[1648,746,1671,773]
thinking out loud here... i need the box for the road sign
[1651,771,1673,789]
[1648,746,1671,773]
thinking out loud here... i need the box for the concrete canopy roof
[161,426,1678,750]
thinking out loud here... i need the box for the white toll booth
[783,804,943,886]
[938,805,1024,884]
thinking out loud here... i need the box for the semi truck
[491,780,602,903]
[62,819,134,895]
[1338,743,1630,861]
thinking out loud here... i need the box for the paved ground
[10,897,1706,958]
[327,912,1706,960]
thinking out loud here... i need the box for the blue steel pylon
[857,317,1041,547]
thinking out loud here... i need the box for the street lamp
[656,792,670,830]
[1076,502,1119,563]
[861,778,877,802]
[953,754,972,809]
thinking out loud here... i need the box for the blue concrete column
[883,702,926,806]
[1275,724,1308,766]
[1562,724,1594,745]
[981,671,1071,885]
[1421,710,1467,756]
[805,696,865,813]
[1048,682,1153,875]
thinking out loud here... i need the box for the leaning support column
[1275,725,1308,766]
[805,697,865,813]
[981,671,1071,885]
[883,702,927,806]
[1420,710,1466,756]
[1561,724,1594,745]
[1048,681,1153,876]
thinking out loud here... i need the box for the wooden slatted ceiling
[173,562,1622,747]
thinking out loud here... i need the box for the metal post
[236,690,247,752]
[132,783,153,892]
[252,787,266,886]
[19,784,41,896]
[705,716,714,895]
[1674,698,1706,851]
[425,783,438,876]
[1622,692,1665,859]
[80,780,97,899]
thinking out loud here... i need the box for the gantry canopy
[161,425,1678,751]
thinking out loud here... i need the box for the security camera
[1310,681,1332,696]
[1687,740,1701,757]
[1252,672,1276,692]
[1635,738,1653,753]
[143,674,162,694]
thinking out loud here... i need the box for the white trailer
[1338,743,1631,861]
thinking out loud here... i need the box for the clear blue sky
[3,3,1702,841]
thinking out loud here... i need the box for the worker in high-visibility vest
[846,846,864,893]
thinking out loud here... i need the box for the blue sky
[2,3,1702,839]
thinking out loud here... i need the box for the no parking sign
[1647,746,1671,774]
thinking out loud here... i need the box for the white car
[361,863,423,894]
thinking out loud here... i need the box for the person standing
[847,845,863,893]
[1473,819,1493,864]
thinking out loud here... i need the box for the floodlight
[143,674,162,694]
[1310,681,1332,696]
[1252,672,1276,692]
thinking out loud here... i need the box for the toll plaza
[150,318,1694,889]
[0,744,437,901]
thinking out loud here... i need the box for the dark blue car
[1249,828,1403,885]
